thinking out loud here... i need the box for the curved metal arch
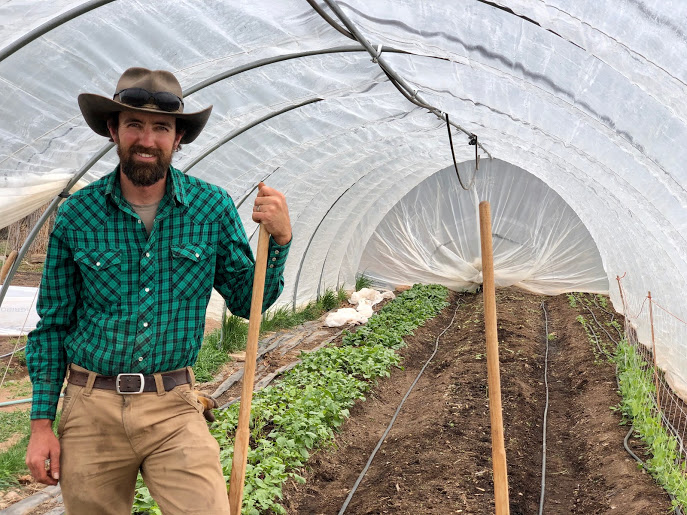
[0,46,402,305]
[317,159,474,298]
[0,0,117,63]
[0,43,481,305]
[321,0,493,159]
[286,115,449,306]
[182,98,323,174]
[315,162,420,298]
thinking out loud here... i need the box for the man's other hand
[194,391,219,422]
[252,182,292,245]
[26,419,60,485]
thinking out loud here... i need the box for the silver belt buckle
[116,373,145,394]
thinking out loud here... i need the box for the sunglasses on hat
[114,88,184,112]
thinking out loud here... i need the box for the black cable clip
[57,191,71,199]
[468,134,479,170]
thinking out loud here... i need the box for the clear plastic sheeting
[0,286,39,336]
[0,1,685,394]
[359,160,608,295]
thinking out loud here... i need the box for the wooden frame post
[479,201,510,515]
[228,224,271,515]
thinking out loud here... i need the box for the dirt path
[281,289,672,514]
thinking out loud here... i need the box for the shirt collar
[105,165,188,210]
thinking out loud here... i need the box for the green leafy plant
[615,340,687,510]
[134,283,449,514]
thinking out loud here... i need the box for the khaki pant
[58,365,230,515]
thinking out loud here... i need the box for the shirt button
[272,257,277,262]
[137,220,142,224]
[143,322,149,328]
[195,253,200,258]
[269,264,274,269]
[96,261,101,267]
[144,287,150,293]
[145,252,150,258]
[275,250,279,254]
[138,357,144,362]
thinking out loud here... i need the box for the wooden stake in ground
[228,224,271,515]
[479,201,510,515]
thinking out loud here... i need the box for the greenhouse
[0,1,686,513]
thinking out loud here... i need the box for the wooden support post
[647,291,661,413]
[228,224,271,515]
[479,201,510,515]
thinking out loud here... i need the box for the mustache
[129,145,163,158]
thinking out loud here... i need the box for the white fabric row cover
[0,286,39,336]
[0,1,685,394]
[358,159,608,295]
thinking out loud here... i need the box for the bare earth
[280,289,671,514]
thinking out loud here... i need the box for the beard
[118,144,172,187]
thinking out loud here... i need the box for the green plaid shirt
[26,166,290,420]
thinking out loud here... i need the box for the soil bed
[281,288,672,514]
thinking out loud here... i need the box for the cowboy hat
[78,67,212,144]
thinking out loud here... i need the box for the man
[24,67,292,514]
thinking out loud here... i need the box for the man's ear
[174,130,184,150]
[107,118,119,144]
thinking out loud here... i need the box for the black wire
[446,113,476,190]
[338,301,461,514]
[539,301,551,515]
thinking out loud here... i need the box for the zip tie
[371,43,383,63]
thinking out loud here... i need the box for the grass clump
[355,273,373,291]
[0,412,58,491]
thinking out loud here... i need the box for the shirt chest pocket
[171,243,215,299]
[73,248,122,307]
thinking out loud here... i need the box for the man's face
[109,111,184,187]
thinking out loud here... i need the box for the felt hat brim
[78,93,212,144]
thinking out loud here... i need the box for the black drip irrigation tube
[337,300,461,514]
[538,301,551,515]
[572,293,684,514]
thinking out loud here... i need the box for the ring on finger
[255,205,261,212]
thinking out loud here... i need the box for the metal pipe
[0,393,63,408]
[304,0,355,40]
[185,45,411,95]
[182,98,322,173]
[0,0,116,63]
[0,43,455,308]
[321,0,492,159]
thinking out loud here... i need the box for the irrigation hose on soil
[337,301,462,515]
[539,302,551,515]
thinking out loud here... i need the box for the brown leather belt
[68,367,190,394]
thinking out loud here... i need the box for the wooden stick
[479,201,510,515]
[228,224,271,515]
[648,291,661,413]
